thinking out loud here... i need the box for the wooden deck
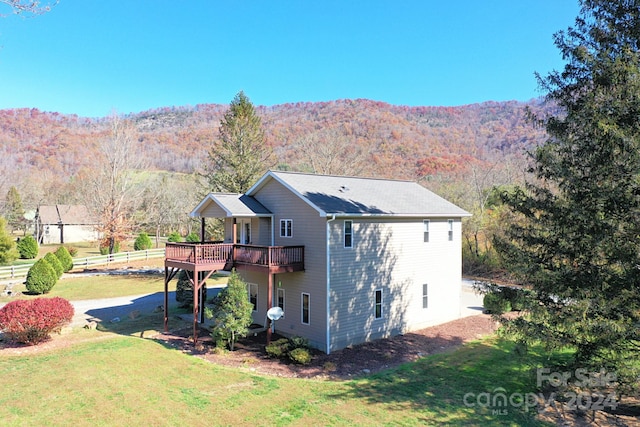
[165,242,304,274]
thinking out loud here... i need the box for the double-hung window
[422,284,428,309]
[301,293,310,325]
[247,283,258,312]
[374,289,383,319]
[423,220,430,242]
[277,288,285,315]
[344,220,353,248]
[448,219,454,241]
[280,219,293,238]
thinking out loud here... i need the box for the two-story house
[163,170,470,354]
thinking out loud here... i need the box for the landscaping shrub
[265,338,290,358]
[44,252,64,279]
[176,270,193,307]
[54,246,73,272]
[25,258,58,294]
[265,336,313,365]
[185,232,200,243]
[16,235,38,259]
[0,297,74,345]
[134,232,153,250]
[99,238,120,255]
[167,232,182,242]
[289,347,312,365]
[483,291,512,315]
[500,286,532,311]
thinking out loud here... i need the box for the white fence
[0,248,166,281]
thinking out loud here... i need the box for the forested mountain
[0,98,549,210]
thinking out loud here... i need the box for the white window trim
[344,220,353,248]
[301,292,310,325]
[374,289,383,320]
[277,287,285,318]
[280,219,293,238]
[247,283,258,312]
[422,283,428,309]
[423,219,430,243]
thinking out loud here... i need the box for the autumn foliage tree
[80,115,146,254]
[497,0,640,392]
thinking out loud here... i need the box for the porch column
[267,273,273,344]
[232,218,237,243]
[200,217,206,243]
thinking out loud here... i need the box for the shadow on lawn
[83,290,191,336]
[328,339,544,425]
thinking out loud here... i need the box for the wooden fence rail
[0,248,166,281]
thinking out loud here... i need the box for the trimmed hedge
[54,246,73,272]
[167,232,182,243]
[17,235,38,259]
[265,336,313,365]
[483,291,512,315]
[134,232,153,251]
[25,258,57,294]
[44,252,64,279]
[0,297,74,345]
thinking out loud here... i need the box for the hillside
[0,99,549,207]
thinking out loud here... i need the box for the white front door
[236,219,251,244]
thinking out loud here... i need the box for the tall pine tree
[498,0,640,391]
[4,186,25,234]
[203,91,275,193]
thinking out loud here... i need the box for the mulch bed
[155,313,499,379]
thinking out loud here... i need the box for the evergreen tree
[203,91,275,194]
[205,269,253,351]
[497,0,640,391]
[4,186,25,234]
[0,217,18,265]
[16,235,38,259]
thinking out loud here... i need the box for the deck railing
[165,242,304,271]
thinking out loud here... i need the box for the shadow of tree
[329,339,545,425]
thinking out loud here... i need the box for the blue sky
[0,1,580,118]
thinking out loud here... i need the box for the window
[344,220,353,248]
[301,293,310,325]
[448,219,454,241]
[422,283,428,309]
[423,220,430,243]
[277,288,285,316]
[280,219,293,238]
[374,289,383,319]
[247,283,258,312]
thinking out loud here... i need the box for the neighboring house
[164,171,470,354]
[36,205,101,245]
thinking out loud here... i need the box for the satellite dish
[267,306,284,321]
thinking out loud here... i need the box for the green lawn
[0,273,557,425]
[1,270,228,302]
[0,334,554,426]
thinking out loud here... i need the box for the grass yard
[0,271,228,302]
[0,333,554,426]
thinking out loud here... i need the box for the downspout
[326,214,336,354]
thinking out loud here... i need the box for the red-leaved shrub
[0,297,74,345]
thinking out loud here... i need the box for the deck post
[267,273,273,345]
[192,269,199,344]
[164,266,169,333]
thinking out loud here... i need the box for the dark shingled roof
[248,171,470,217]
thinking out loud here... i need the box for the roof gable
[247,171,470,217]
[190,193,272,218]
[37,205,98,225]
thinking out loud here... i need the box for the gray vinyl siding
[328,217,462,351]
[251,179,328,351]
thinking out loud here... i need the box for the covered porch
[163,192,304,343]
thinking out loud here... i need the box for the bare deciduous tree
[0,0,57,16]
[79,115,146,254]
